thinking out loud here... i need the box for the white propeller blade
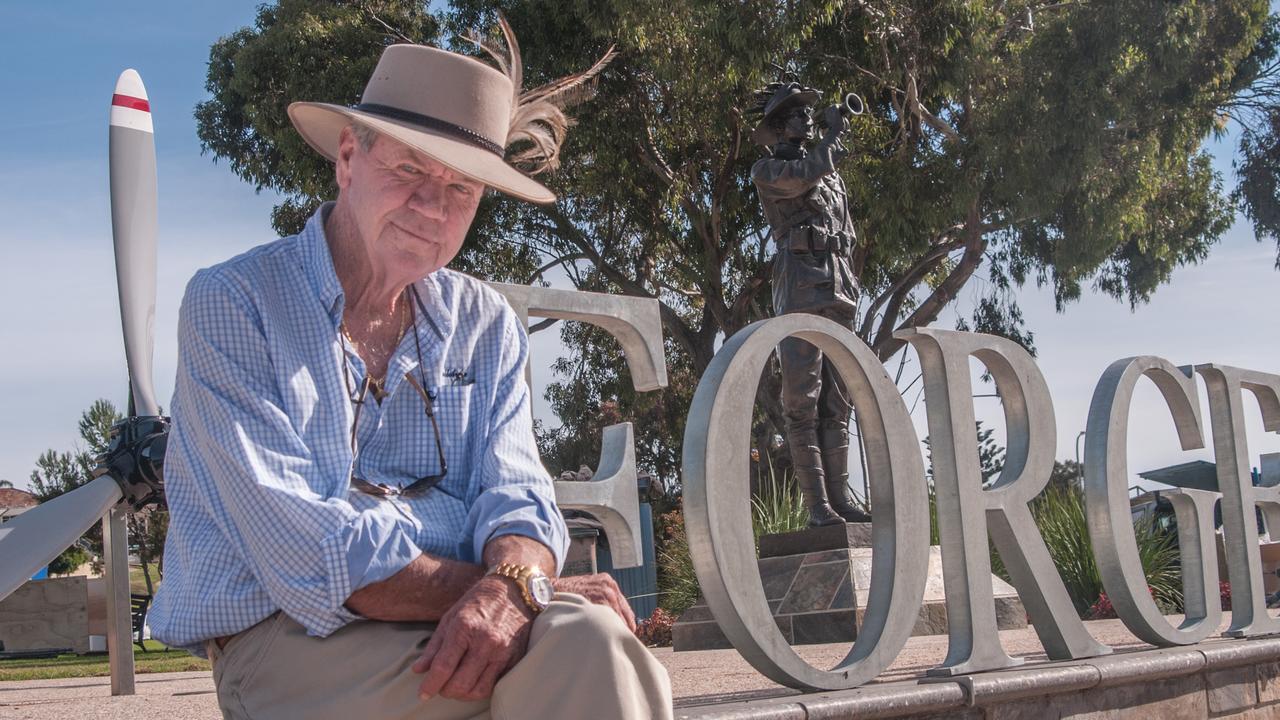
[0,476,122,600]
[109,68,161,417]
[0,70,163,602]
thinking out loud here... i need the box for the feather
[521,47,617,107]
[466,12,616,175]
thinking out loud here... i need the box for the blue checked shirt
[149,204,568,650]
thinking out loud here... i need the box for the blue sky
[1,3,1277,495]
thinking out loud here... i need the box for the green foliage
[196,1,1275,491]
[1237,109,1280,264]
[195,0,539,282]
[750,460,810,537]
[0,641,209,681]
[989,481,1182,617]
[655,462,811,617]
[1228,15,1280,265]
[47,546,89,576]
[654,508,701,615]
[196,0,439,235]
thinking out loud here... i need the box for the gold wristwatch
[487,562,555,614]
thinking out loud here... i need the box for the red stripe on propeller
[112,94,151,113]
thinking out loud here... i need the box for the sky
[0,2,1277,497]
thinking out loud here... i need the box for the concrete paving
[0,618,1178,719]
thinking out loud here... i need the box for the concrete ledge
[676,681,969,720]
[677,633,1280,719]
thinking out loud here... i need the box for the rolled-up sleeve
[462,307,569,572]
[172,269,422,636]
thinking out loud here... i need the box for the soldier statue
[749,80,871,527]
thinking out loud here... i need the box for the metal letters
[488,283,669,570]
[900,328,1109,674]
[1196,364,1280,636]
[491,281,1280,687]
[684,314,928,690]
[553,423,644,568]
[1085,357,1221,645]
[488,282,668,392]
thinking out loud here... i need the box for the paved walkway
[0,618,1164,719]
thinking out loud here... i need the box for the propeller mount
[92,416,169,511]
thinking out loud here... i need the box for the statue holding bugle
[749,79,870,527]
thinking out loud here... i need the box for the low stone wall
[677,635,1280,719]
[0,577,89,654]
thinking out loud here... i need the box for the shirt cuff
[317,509,423,628]
[466,485,569,574]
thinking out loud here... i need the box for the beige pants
[207,593,673,720]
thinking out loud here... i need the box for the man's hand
[823,105,850,136]
[411,575,534,702]
[555,573,637,632]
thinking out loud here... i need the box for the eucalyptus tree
[197,0,1275,486]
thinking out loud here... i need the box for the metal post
[103,507,135,695]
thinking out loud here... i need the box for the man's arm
[342,532,557,622]
[411,534,632,703]
[343,554,484,621]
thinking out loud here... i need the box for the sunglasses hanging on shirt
[342,285,447,499]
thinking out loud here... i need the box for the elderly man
[148,41,672,720]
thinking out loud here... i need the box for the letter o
[682,314,930,689]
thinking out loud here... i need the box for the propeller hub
[93,416,169,510]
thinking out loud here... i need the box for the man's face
[334,128,485,277]
[781,105,814,143]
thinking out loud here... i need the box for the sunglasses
[344,365,448,500]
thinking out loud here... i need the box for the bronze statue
[750,80,870,526]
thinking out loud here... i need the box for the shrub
[48,546,90,576]
[1087,592,1116,620]
[654,461,811,617]
[990,482,1183,618]
[637,607,676,647]
[655,509,702,615]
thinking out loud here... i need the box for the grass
[0,640,209,682]
[750,460,811,538]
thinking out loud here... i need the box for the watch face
[529,575,555,608]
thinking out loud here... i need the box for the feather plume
[465,12,616,175]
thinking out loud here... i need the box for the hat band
[354,103,504,157]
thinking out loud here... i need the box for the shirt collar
[300,202,345,326]
[300,201,451,341]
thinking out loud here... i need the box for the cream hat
[288,43,555,204]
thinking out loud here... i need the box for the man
[149,41,673,720]
[750,81,871,527]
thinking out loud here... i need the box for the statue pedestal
[671,524,1026,651]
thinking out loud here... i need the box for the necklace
[341,288,413,402]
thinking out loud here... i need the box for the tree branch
[858,229,966,339]
[873,198,988,360]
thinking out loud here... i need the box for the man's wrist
[486,562,554,614]
[475,574,536,619]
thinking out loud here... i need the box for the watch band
[487,562,546,613]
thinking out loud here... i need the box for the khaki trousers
[207,593,673,720]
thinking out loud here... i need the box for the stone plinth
[672,525,1025,651]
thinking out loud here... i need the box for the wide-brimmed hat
[750,82,820,146]
[288,43,555,204]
